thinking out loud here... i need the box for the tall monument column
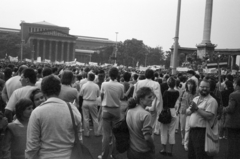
[171,0,181,75]
[197,0,216,59]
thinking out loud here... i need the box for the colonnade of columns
[30,38,76,62]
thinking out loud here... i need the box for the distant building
[0,21,115,63]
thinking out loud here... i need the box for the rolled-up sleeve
[25,111,41,159]
[141,113,152,136]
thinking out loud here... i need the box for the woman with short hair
[3,98,33,159]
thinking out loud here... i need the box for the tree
[0,33,21,58]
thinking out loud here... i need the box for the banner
[44,59,51,63]
[9,56,18,62]
[25,58,32,62]
[89,62,98,66]
[76,62,85,66]
[37,57,41,63]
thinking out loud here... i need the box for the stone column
[30,39,34,61]
[37,39,40,58]
[49,40,52,61]
[43,40,46,60]
[72,42,76,61]
[228,55,231,68]
[61,42,64,62]
[55,41,58,62]
[67,42,70,61]
[202,0,213,44]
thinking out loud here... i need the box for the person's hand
[190,102,198,112]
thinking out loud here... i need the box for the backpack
[158,108,172,124]
[112,118,130,153]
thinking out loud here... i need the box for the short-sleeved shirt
[59,84,78,103]
[79,81,99,101]
[189,95,218,128]
[5,76,22,99]
[101,80,124,107]
[5,86,37,111]
[126,106,152,152]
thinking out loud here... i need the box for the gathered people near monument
[160,77,179,156]
[2,98,33,159]
[126,87,155,159]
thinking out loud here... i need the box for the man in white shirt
[1,65,28,103]
[98,67,124,159]
[186,79,218,159]
[4,68,37,122]
[79,72,100,137]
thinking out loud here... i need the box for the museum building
[0,21,115,63]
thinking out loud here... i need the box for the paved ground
[83,130,228,159]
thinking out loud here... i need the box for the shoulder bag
[158,91,171,124]
[66,102,94,159]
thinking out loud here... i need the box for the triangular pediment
[33,30,76,38]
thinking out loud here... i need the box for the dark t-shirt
[163,90,179,108]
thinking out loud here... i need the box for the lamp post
[114,32,118,65]
[20,20,24,62]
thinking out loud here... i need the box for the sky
[1,0,240,52]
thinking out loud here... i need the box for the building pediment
[30,30,76,39]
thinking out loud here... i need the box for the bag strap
[66,102,79,141]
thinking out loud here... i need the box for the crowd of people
[0,61,239,159]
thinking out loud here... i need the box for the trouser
[101,107,120,159]
[127,148,154,159]
[188,127,213,159]
[184,116,190,149]
[82,100,100,136]
[160,116,177,144]
[226,128,240,159]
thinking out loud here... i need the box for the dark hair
[30,89,42,108]
[132,74,139,81]
[226,74,233,82]
[88,72,95,81]
[18,65,28,75]
[139,74,145,80]
[123,72,131,82]
[15,98,33,122]
[128,87,152,109]
[225,81,234,91]
[175,79,181,88]
[4,67,12,81]
[187,70,195,75]
[76,74,82,81]
[167,77,176,89]
[109,67,118,80]
[52,67,58,74]
[41,75,61,97]
[42,67,52,77]
[22,68,37,84]
[61,70,74,85]
[145,69,154,79]
[209,79,216,92]
[186,79,197,95]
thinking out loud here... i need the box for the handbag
[158,92,171,124]
[66,102,94,159]
[205,118,219,156]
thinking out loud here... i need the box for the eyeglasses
[199,86,209,89]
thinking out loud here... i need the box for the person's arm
[142,114,155,153]
[25,112,41,159]
[4,90,18,122]
[223,95,236,114]
[144,134,155,153]
[1,85,8,103]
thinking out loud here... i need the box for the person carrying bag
[67,102,94,159]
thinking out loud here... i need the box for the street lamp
[20,20,25,62]
[114,32,118,65]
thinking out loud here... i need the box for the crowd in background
[0,61,239,159]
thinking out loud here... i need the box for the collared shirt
[101,80,124,107]
[133,79,163,113]
[5,85,37,111]
[189,94,218,128]
[79,78,88,90]
[25,97,82,159]
[79,81,99,101]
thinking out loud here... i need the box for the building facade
[0,21,115,63]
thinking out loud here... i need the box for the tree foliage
[93,38,166,67]
[0,33,32,59]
